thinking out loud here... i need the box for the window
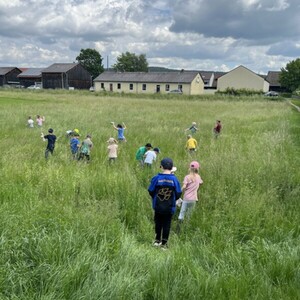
[129,83,133,90]
[101,83,104,89]
[117,83,121,89]
[165,84,170,91]
[178,84,182,91]
[142,84,146,91]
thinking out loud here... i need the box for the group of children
[27,115,221,250]
[147,120,222,250]
[27,115,45,128]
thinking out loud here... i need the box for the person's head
[37,115,40,118]
[86,134,91,139]
[153,147,160,154]
[74,133,80,138]
[217,120,221,124]
[187,134,192,139]
[160,157,173,170]
[189,161,200,173]
[145,143,152,150]
[192,122,196,126]
[28,116,32,119]
[117,124,123,128]
[73,128,79,134]
[107,137,116,144]
[48,128,54,134]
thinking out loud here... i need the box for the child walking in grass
[177,161,203,226]
[144,147,160,167]
[107,137,118,164]
[78,134,93,161]
[213,120,222,138]
[185,122,198,134]
[41,128,57,159]
[70,133,80,159]
[186,135,198,155]
[36,115,45,127]
[135,143,152,166]
[148,158,182,249]
[27,116,34,128]
[111,122,127,142]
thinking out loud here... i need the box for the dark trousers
[78,153,90,161]
[45,147,54,159]
[154,212,172,245]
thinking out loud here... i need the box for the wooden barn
[0,67,22,86]
[18,68,43,88]
[42,63,92,90]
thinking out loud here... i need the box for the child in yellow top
[186,135,198,153]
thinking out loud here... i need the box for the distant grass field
[0,89,299,299]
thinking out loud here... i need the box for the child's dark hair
[117,124,123,128]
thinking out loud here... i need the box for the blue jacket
[148,173,182,214]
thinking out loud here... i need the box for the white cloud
[0,0,299,73]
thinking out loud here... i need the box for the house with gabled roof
[217,65,269,92]
[93,70,204,95]
[18,68,43,88]
[0,67,22,86]
[42,63,92,90]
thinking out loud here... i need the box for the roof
[0,67,21,76]
[42,63,79,73]
[94,71,201,83]
[266,71,281,87]
[218,65,267,81]
[18,68,44,78]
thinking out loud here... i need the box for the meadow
[0,89,299,299]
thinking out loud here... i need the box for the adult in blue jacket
[148,157,182,249]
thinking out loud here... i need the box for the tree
[76,48,104,79]
[113,52,148,72]
[279,58,300,92]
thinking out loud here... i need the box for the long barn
[42,63,92,90]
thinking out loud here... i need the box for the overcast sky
[0,0,299,73]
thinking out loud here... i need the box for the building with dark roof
[94,71,204,95]
[265,71,283,92]
[18,68,43,88]
[0,67,22,86]
[42,63,92,89]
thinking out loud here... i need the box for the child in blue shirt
[148,158,182,249]
[112,122,127,142]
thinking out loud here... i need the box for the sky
[0,0,299,74]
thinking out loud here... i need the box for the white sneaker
[153,241,162,247]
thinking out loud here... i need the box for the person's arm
[111,122,118,130]
[122,122,126,129]
[148,176,158,198]
[41,133,46,142]
[174,178,182,200]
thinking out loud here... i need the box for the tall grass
[0,89,299,299]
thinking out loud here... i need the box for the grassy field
[0,89,299,299]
